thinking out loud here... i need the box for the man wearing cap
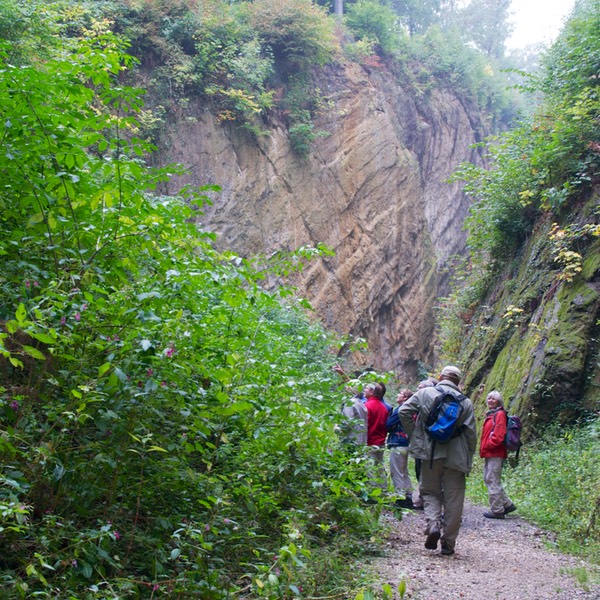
[398,366,477,556]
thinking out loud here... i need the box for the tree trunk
[334,0,343,19]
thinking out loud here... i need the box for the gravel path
[371,502,599,600]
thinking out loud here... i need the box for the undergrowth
[467,419,600,565]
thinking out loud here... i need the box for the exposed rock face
[157,61,486,378]
[461,193,600,427]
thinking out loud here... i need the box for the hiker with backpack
[398,366,477,556]
[364,382,390,490]
[480,390,517,519]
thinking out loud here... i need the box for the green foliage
[449,0,599,272]
[541,0,600,102]
[391,0,442,36]
[407,25,515,119]
[435,257,493,363]
[345,0,402,55]
[282,74,332,158]
[242,0,338,70]
[451,128,537,264]
[456,0,512,58]
[0,21,379,597]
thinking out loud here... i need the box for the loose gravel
[370,501,599,600]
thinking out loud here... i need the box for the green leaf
[148,445,168,453]
[114,367,128,382]
[27,213,44,227]
[9,357,24,369]
[98,363,112,377]
[22,345,45,360]
[213,401,254,416]
[30,332,56,345]
[15,303,27,323]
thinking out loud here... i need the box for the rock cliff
[156,61,486,378]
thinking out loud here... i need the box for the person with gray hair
[480,390,517,519]
[399,366,477,556]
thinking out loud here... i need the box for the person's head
[378,381,387,398]
[439,365,461,386]
[396,388,413,404]
[372,383,384,399]
[363,383,376,398]
[486,390,503,409]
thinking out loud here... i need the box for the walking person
[399,366,477,556]
[480,390,517,519]
[386,388,414,508]
[364,382,389,490]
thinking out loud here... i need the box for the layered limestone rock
[157,61,486,378]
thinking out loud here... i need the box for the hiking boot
[395,497,414,509]
[424,524,441,550]
[504,503,517,515]
[483,511,505,520]
[440,542,455,556]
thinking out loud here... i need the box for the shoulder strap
[433,384,467,403]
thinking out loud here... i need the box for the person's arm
[386,407,400,432]
[398,393,420,436]
[332,363,350,382]
[463,402,478,456]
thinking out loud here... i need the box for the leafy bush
[541,0,600,103]
[0,18,378,598]
[241,0,338,71]
[345,0,402,55]
[448,0,599,271]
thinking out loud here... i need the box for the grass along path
[368,501,599,600]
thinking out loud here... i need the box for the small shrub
[345,0,402,55]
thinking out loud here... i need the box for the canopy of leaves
[452,0,599,268]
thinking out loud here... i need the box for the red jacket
[365,398,389,446]
[480,408,508,458]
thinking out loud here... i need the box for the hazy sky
[506,0,577,48]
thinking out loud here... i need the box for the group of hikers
[337,364,517,556]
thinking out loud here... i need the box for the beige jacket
[340,397,368,445]
[398,380,477,474]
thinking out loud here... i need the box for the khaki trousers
[483,457,511,514]
[420,458,466,549]
[389,447,413,494]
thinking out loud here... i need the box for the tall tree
[391,0,441,36]
[457,0,513,58]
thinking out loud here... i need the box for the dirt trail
[371,501,599,600]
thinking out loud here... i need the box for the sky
[506,0,577,49]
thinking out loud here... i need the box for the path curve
[372,501,599,600]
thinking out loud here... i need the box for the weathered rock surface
[157,61,486,377]
[461,194,600,425]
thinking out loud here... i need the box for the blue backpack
[425,386,467,443]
